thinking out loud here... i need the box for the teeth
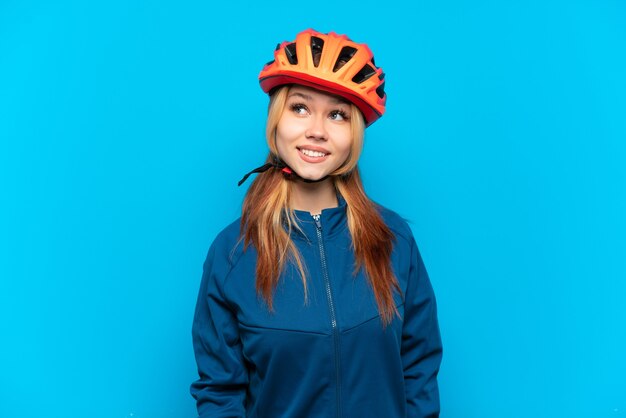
[301,148,326,157]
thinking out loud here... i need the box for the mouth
[297,146,330,163]
[297,146,330,157]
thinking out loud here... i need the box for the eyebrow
[288,92,348,105]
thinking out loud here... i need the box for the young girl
[190,29,443,418]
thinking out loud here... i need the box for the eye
[329,109,349,121]
[290,103,309,115]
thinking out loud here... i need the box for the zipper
[312,214,342,418]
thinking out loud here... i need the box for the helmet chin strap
[237,155,329,187]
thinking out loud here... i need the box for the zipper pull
[312,214,321,229]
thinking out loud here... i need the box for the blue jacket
[190,196,443,417]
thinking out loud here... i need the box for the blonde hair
[241,85,400,325]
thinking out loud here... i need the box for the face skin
[275,85,353,182]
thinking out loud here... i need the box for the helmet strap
[237,155,329,186]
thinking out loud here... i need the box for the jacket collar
[290,192,348,241]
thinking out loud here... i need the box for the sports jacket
[190,195,443,417]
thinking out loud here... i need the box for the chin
[292,166,329,181]
[298,171,327,181]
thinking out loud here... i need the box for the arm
[190,242,248,417]
[402,236,443,418]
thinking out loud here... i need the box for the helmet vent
[376,81,386,99]
[310,36,324,67]
[352,64,376,84]
[333,46,357,72]
[285,43,298,65]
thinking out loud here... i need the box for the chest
[222,231,407,334]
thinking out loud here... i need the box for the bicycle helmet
[259,28,386,126]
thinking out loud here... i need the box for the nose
[305,114,328,141]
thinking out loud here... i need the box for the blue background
[1,0,625,417]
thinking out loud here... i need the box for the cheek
[275,117,301,156]
[332,128,353,159]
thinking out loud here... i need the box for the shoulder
[203,217,246,271]
[212,217,243,247]
[374,202,415,246]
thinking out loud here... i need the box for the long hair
[241,86,400,325]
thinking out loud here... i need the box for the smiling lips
[297,146,330,163]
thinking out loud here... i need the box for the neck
[290,177,338,216]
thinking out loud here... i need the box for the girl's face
[275,85,353,181]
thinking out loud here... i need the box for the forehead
[288,85,349,105]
